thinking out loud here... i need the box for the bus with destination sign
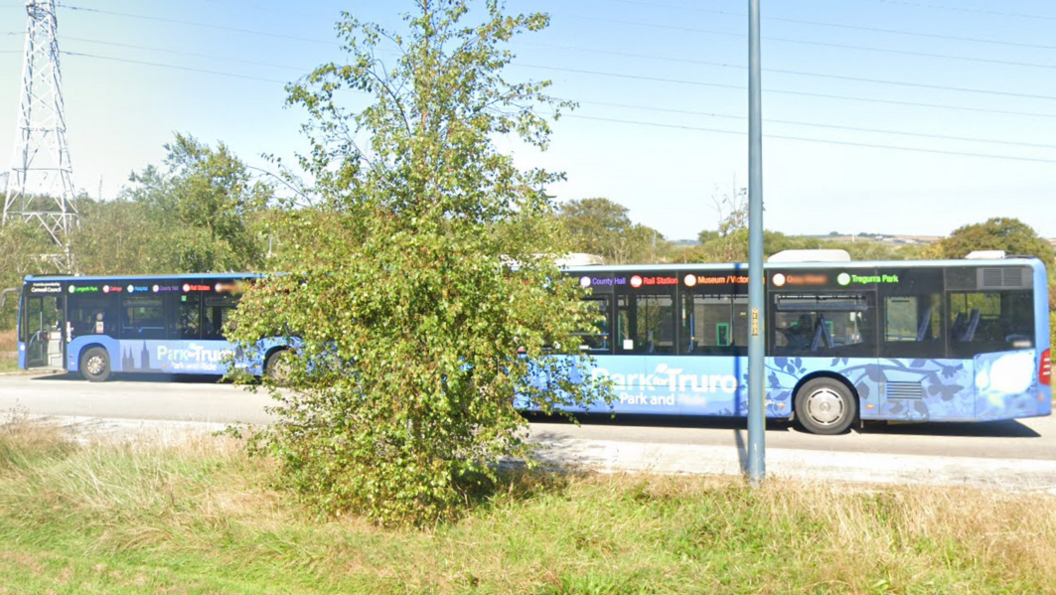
[552,256,1051,434]
[15,259,1051,435]
[16,273,294,382]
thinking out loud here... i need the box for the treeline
[557,197,1055,337]
[557,196,1055,268]
[2,139,1054,329]
[0,134,281,329]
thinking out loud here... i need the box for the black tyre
[81,347,112,383]
[794,377,857,435]
[264,349,292,385]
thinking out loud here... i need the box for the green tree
[0,221,53,329]
[821,239,900,261]
[682,186,822,264]
[69,198,170,275]
[121,133,272,272]
[558,197,665,263]
[230,0,606,526]
[930,218,1054,265]
[931,218,1055,353]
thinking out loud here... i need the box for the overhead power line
[58,4,340,46]
[54,37,1056,152]
[53,41,1056,152]
[850,0,1056,21]
[58,31,1056,102]
[568,99,1056,150]
[565,114,1056,165]
[62,51,291,84]
[58,28,1056,102]
[59,50,1056,165]
[64,37,310,72]
[58,3,1056,72]
[566,14,1056,70]
[599,0,1056,51]
[519,63,1056,120]
[520,42,1056,102]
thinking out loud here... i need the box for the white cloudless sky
[1,0,1054,241]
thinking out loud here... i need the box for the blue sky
[1,0,1054,241]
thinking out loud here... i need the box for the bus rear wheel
[81,347,111,383]
[794,377,857,435]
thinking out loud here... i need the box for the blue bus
[16,273,293,382]
[560,256,1051,434]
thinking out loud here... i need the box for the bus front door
[22,294,64,369]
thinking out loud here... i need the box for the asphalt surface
[2,372,1055,492]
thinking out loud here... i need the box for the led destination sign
[838,273,900,286]
[68,285,100,294]
[629,275,677,288]
[579,276,628,288]
[27,281,62,295]
[772,273,828,287]
[684,274,749,287]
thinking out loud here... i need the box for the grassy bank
[0,420,1055,594]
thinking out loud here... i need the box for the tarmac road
[2,372,1055,491]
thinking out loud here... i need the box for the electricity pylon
[2,0,77,271]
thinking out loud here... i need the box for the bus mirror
[0,288,16,309]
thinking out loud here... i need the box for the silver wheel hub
[86,356,105,375]
[805,388,845,426]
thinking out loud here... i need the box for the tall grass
[0,329,16,373]
[0,417,1054,594]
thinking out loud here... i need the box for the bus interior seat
[916,307,932,341]
[950,312,966,338]
[954,309,980,342]
[1004,333,1030,346]
[960,309,981,342]
[810,316,833,351]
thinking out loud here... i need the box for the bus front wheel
[81,347,112,383]
[794,377,857,435]
[264,350,292,385]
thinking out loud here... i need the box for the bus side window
[772,293,873,357]
[67,294,116,338]
[203,295,240,340]
[179,294,202,339]
[121,296,166,340]
[576,297,611,353]
[948,290,1034,355]
[680,294,747,355]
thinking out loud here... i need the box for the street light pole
[746,0,766,485]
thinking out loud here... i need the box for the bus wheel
[794,378,856,435]
[264,350,292,385]
[81,347,112,383]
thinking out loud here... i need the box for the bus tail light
[1042,349,1051,386]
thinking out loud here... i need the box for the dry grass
[0,329,15,373]
[0,417,1054,594]
[0,329,15,351]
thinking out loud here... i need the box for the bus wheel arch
[791,372,859,435]
[80,345,112,383]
